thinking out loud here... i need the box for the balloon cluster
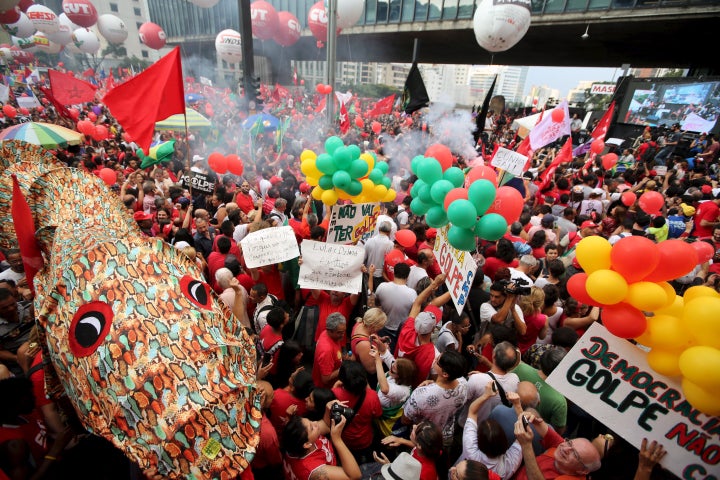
[77,119,109,142]
[315,84,333,95]
[207,152,244,176]
[408,144,524,251]
[300,136,395,206]
[567,236,720,415]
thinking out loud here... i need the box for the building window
[136,22,143,30]
[110,3,118,12]
[142,50,149,58]
[134,7,141,16]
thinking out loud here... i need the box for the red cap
[580,220,599,229]
[702,185,712,194]
[133,211,153,222]
[270,176,283,185]
[425,228,437,239]
[424,305,443,324]
[299,182,311,194]
[395,229,417,248]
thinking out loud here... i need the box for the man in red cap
[133,211,154,237]
[383,230,416,282]
[692,190,720,239]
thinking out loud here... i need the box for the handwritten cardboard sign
[491,147,529,177]
[239,226,299,268]
[327,202,381,244]
[298,240,364,294]
[433,226,479,315]
[546,323,720,480]
[179,171,215,194]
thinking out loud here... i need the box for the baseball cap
[572,185,584,194]
[299,182,311,194]
[270,176,283,185]
[174,241,191,250]
[610,192,621,203]
[680,203,696,216]
[425,228,437,240]
[192,154,204,162]
[580,220,599,229]
[541,214,555,226]
[702,185,712,195]
[591,188,604,197]
[395,230,417,248]
[178,197,191,206]
[133,211,153,222]
[414,312,435,335]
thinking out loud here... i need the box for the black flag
[474,75,497,143]
[402,63,429,114]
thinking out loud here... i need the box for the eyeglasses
[565,439,590,471]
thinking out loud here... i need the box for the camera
[499,278,531,296]
[330,403,355,424]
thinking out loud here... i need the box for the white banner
[239,226,299,268]
[298,240,364,294]
[546,323,720,480]
[327,202,380,245]
[16,94,40,109]
[491,147,528,176]
[433,226,479,315]
[529,100,572,151]
[681,112,716,134]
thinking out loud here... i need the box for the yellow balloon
[656,295,684,319]
[575,236,612,273]
[351,195,364,203]
[382,189,397,203]
[321,189,339,206]
[306,175,320,186]
[360,152,375,170]
[311,186,323,200]
[373,185,388,200]
[679,346,720,390]
[337,189,352,200]
[683,285,720,303]
[300,149,317,162]
[681,378,720,417]
[301,160,322,179]
[625,282,668,312]
[360,178,374,195]
[656,281,677,309]
[647,348,682,377]
[646,314,694,350]
[586,269,628,305]
[634,330,654,348]
[683,296,720,348]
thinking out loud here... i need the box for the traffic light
[248,76,262,111]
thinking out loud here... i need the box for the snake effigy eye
[69,301,114,357]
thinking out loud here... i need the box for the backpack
[256,335,284,367]
[290,303,320,356]
[253,294,279,334]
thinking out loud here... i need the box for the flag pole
[325,0,337,126]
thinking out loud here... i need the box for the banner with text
[298,240,364,294]
[327,202,380,244]
[546,323,719,480]
[179,171,215,194]
[240,226,300,268]
[491,147,529,177]
[433,226,479,315]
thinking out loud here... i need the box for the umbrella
[155,108,212,131]
[242,113,280,131]
[0,122,83,148]
[185,93,205,104]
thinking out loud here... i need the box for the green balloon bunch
[409,155,466,230]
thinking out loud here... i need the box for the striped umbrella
[0,122,83,148]
[155,108,212,131]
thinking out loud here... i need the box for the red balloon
[87,112,96,122]
[250,0,279,40]
[315,83,325,94]
[443,187,469,211]
[76,120,93,135]
[532,98,538,105]
[354,116,364,128]
[621,191,636,207]
[531,107,537,113]
[273,11,301,47]
[91,125,108,141]
[122,132,132,143]
[208,152,228,174]
[610,236,660,283]
[395,229,417,248]
[371,121,381,134]
[425,144,453,172]
[602,303,647,339]
[638,191,664,215]
[68,107,79,120]
[692,240,715,264]
[601,153,618,170]
[226,154,244,175]
[308,1,328,42]
[62,0,97,27]
[0,7,21,24]
[205,103,214,117]
[98,167,116,186]
[566,273,603,307]
[590,138,605,154]
[138,22,166,50]
[18,0,33,12]
[643,240,699,282]
[551,108,564,123]
[466,165,498,187]
[18,107,29,116]
[2,105,16,118]
[485,186,524,224]
[321,84,332,95]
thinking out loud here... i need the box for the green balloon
[447,199,478,229]
[333,147,353,170]
[411,197,430,215]
[316,153,336,175]
[468,179,497,215]
[476,213,508,241]
[376,161,389,174]
[325,136,344,155]
[417,183,433,204]
[411,155,425,175]
[347,144,361,159]
[417,158,443,184]
[426,206,448,228]
[381,177,392,189]
[448,225,477,252]
[429,179,454,205]
[368,169,383,184]
[319,174,334,190]
[332,170,352,188]
[411,179,426,198]
[443,167,466,188]
[349,159,369,179]
[347,179,363,196]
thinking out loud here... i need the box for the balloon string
[490,54,495,66]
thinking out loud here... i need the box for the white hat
[192,154,204,162]
[174,241,190,250]
[381,452,421,480]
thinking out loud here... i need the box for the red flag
[102,47,185,152]
[292,68,298,86]
[39,86,73,120]
[315,96,326,114]
[82,68,95,78]
[48,69,98,105]
[591,101,615,141]
[368,94,395,118]
[105,72,114,91]
[537,137,573,190]
[339,102,350,135]
[11,175,42,295]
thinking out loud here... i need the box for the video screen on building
[617,78,720,133]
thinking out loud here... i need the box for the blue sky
[524,66,619,99]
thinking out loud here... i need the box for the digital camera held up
[330,403,355,424]
[499,277,531,296]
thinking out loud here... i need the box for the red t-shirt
[694,201,720,238]
[305,291,355,342]
[235,192,256,214]
[515,429,584,480]
[396,317,437,387]
[256,266,284,300]
[282,436,336,480]
[260,325,284,375]
[483,257,519,281]
[253,414,281,470]
[0,412,47,465]
[331,387,382,450]
[518,312,547,354]
[207,252,228,292]
[29,355,51,408]
[269,388,307,435]
[412,448,438,480]
[313,331,343,388]
[383,249,416,281]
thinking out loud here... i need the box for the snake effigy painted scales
[0,140,261,479]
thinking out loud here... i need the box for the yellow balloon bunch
[299,136,396,206]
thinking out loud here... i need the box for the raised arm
[409,273,446,318]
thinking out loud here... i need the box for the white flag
[0,84,9,104]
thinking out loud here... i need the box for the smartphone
[491,381,497,393]
[522,415,530,431]
[262,352,272,366]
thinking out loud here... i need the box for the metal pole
[238,0,255,108]
[326,0,337,125]
[412,38,419,63]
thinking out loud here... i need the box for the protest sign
[298,240,364,294]
[546,323,720,480]
[326,202,380,244]
[239,226,299,268]
[491,147,529,177]
[179,171,215,194]
[433,226,479,315]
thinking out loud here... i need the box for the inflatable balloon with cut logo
[472,0,531,53]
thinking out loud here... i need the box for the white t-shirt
[460,419,523,480]
[406,265,429,290]
[375,214,397,241]
[435,322,458,354]
[375,282,417,331]
[378,375,412,409]
[403,379,468,446]
[458,371,520,426]
[479,302,525,337]
[0,269,25,284]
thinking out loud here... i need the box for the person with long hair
[449,459,500,480]
[379,420,444,480]
[369,345,416,437]
[350,308,388,386]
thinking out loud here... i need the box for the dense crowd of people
[1,73,716,479]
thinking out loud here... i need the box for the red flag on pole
[48,69,98,105]
[292,68,298,86]
[591,101,615,141]
[38,86,73,120]
[82,68,95,78]
[339,102,350,134]
[102,47,185,152]
[537,137,573,191]
[367,94,395,118]
[315,96,327,114]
